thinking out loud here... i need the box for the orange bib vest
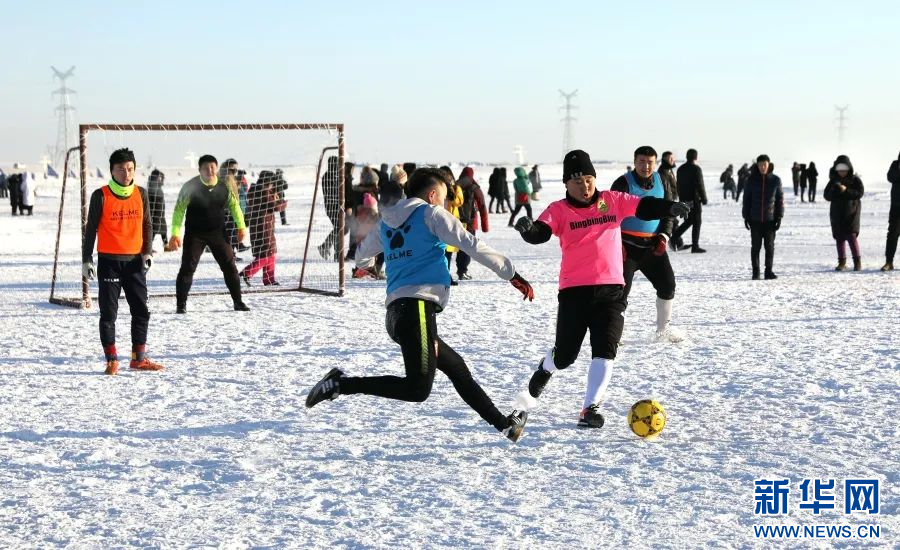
[97,185,143,255]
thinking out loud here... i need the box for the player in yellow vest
[82,148,164,375]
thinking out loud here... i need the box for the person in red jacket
[454,166,489,280]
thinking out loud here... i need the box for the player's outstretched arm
[353,227,384,273]
[514,217,552,244]
[635,197,691,221]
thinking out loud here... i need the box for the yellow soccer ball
[628,399,666,438]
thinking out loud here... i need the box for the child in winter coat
[824,155,865,271]
[240,171,283,286]
[508,166,533,226]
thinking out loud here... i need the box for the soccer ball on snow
[628,399,666,438]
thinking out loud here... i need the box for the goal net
[49,123,346,308]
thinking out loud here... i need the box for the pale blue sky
[2,0,898,176]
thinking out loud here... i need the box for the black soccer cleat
[502,410,528,442]
[577,404,605,429]
[306,368,343,408]
[234,301,251,312]
[528,361,553,398]
[176,303,187,314]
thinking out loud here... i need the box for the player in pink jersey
[514,150,690,428]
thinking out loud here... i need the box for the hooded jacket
[512,167,533,204]
[742,164,784,223]
[823,155,864,237]
[355,197,515,310]
[457,167,489,231]
[246,176,280,257]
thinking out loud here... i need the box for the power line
[834,104,849,150]
[51,66,77,169]
[559,90,578,158]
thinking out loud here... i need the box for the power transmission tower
[51,66,77,169]
[834,104,849,150]
[559,90,578,157]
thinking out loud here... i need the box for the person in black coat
[499,167,512,213]
[823,155,864,271]
[742,155,784,279]
[791,162,801,196]
[806,161,819,202]
[883,152,900,271]
[798,164,808,202]
[487,167,502,213]
[8,173,22,215]
[736,163,749,202]
[0,170,7,199]
[671,148,707,253]
[147,169,168,250]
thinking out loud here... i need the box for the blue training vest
[620,171,663,236]
[381,204,450,294]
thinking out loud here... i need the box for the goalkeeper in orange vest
[82,148,164,375]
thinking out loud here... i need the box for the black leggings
[622,242,676,301]
[340,298,509,431]
[98,256,149,347]
[175,231,243,305]
[550,285,627,368]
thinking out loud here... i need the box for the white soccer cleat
[655,326,685,343]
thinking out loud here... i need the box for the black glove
[514,216,533,234]
[701,199,708,206]
[744,219,751,230]
[510,272,534,302]
[669,201,692,218]
[773,219,781,231]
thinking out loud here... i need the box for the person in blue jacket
[305,168,535,442]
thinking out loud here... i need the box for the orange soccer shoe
[104,360,120,376]
[129,358,165,371]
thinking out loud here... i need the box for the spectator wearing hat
[824,155,865,271]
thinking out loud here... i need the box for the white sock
[656,297,673,332]
[583,358,613,409]
[540,349,558,372]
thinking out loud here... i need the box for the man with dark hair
[82,148,163,375]
[671,148,707,253]
[306,168,535,443]
[742,155,784,280]
[791,162,801,196]
[883,152,900,271]
[611,146,683,342]
[168,154,249,313]
[515,149,690,428]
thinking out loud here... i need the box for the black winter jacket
[676,162,707,203]
[742,166,784,223]
[823,156,864,238]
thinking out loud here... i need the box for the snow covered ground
[0,162,897,548]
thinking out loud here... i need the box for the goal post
[48,123,346,309]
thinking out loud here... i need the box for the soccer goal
[49,123,346,308]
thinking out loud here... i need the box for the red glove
[510,272,534,302]
[352,267,377,279]
[652,234,669,256]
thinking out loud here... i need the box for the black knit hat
[198,154,218,168]
[563,150,596,182]
[109,148,136,169]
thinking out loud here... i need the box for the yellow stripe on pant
[418,300,429,374]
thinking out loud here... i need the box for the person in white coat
[19,172,36,215]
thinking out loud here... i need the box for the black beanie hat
[109,148,136,170]
[563,149,596,182]
[198,154,218,168]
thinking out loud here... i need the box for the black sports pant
[508,203,533,226]
[340,298,509,431]
[808,182,817,202]
[551,285,627,368]
[320,205,345,257]
[175,230,243,304]
[622,243,676,301]
[886,210,900,263]
[98,256,149,347]
[750,220,776,272]
[672,200,702,246]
